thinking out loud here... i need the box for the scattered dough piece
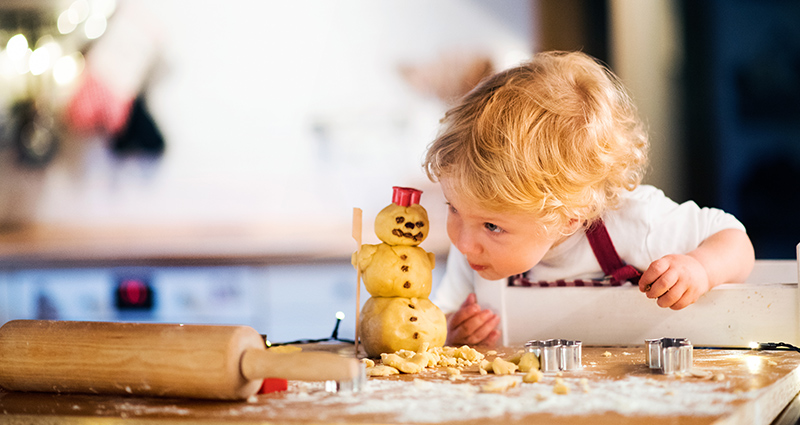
[362,358,376,368]
[381,352,431,374]
[481,376,519,393]
[523,369,543,383]
[690,369,712,379]
[553,377,570,395]
[246,395,258,403]
[486,350,498,356]
[505,350,525,365]
[491,357,518,375]
[767,360,778,366]
[602,351,612,357]
[579,378,590,393]
[366,365,400,377]
[712,373,725,381]
[455,345,484,363]
[517,352,540,373]
[446,367,461,377]
[480,359,493,374]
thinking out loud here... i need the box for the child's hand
[445,293,501,347]
[638,254,710,310]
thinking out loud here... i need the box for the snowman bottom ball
[359,296,447,358]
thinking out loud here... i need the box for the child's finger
[479,329,501,347]
[651,268,680,298]
[465,313,500,346]
[657,282,686,309]
[448,301,481,330]
[639,257,671,292]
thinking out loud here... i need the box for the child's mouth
[469,263,487,272]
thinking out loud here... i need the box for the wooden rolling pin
[0,320,360,400]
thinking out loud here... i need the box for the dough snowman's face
[374,203,429,246]
[358,297,446,358]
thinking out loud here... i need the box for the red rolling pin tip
[258,378,288,394]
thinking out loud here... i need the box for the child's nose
[452,227,481,256]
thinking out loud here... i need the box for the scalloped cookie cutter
[525,339,582,372]
[646,337,693,374]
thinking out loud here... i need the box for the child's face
[441,178,570,281]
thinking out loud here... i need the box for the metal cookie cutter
[645,337,693,374]
[525,339,582,372]
[324,362,367,393]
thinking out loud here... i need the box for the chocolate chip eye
[413,332,419,339]
[403,281,411,288]
[401,265,409,272]
[416,221,424,228]
[409,316,418,322]
[404,222,415,229]
[408,304,415,309]
[400,255,408,260]
[395,216,405,224]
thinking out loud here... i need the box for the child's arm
[445,293,501,347]
[638,228,755,310]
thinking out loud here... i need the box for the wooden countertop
[1,344,799,424]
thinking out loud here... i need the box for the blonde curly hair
[423,51,649,232]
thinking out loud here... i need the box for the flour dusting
[281,375,746,423]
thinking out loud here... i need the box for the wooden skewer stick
[352,207,363,358]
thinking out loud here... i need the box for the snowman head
[375,187,429,246]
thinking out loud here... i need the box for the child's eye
[446,202,457,214]
[484,222,503,233]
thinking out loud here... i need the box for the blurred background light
[84,15,107,40]
[6,34,29,61]
[53,52,84,85]
[69,0,91,25]
[58,10,78,34]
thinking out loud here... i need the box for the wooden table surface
[1,344,799,425]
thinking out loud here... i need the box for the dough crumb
[517,352,539,372]
[553,378,570,395]
[522,369,543,383]
[366,365,400,377]
[767,360,778,366]
[246,395,258,403]
[481,376,519,393]
[579,378,590,393]
[689,369,712,379]
[602,351,612,357]
[711,373,725,381]
[491,357,518,375]
[362,358,376,368]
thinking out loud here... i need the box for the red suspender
[585,218,641,284]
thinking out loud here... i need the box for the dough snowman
[354,187,447,357]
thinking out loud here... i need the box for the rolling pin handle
[240,349,360,383]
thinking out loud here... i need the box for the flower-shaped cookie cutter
[525,339,582,372]
[645,337,693,374]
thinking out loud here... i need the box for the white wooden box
[475,256,799,347]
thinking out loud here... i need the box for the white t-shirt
[431,185,747,314]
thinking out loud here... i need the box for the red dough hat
[392,186,422,206]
